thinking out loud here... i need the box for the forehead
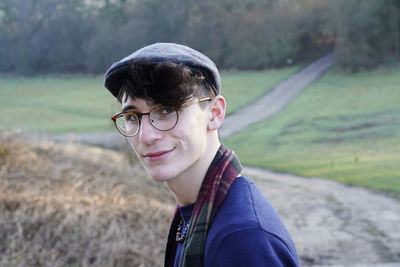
[121,93,155,110]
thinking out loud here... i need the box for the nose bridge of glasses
[138,111,156,131]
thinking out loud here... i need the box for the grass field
[225,64,400,194]
[1,63,398,194]
[221,67,300,114]
[0,67,299,134]
[0,75,117,133]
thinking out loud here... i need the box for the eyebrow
[121,105,137,113]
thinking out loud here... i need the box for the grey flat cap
[104,43,221,98]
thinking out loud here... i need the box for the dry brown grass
[0,133,175,267]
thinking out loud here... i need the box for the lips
[142,148,175,162]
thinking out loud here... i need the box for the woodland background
[1,0,399,74]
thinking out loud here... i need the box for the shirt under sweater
[173,176,300,267]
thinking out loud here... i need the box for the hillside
[226,64,400,194]
[0,133,174,266]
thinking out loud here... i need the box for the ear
[208,95,226,131]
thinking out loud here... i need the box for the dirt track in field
[219,54,400,266]
[244,167,400,266]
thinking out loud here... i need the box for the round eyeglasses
[111,97,212,137]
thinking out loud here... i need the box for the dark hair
[117,60,214,107]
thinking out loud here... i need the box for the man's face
[121,95,211,183]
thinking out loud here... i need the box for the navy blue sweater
[174,176,300,266]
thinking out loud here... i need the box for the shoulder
[205,176,299,266]
[206,177,291,242]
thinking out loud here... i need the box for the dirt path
[219,53,334,139]
[243,167,400,266]
[218,53,400,266]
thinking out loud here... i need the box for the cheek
[173,119,206,146]
[180,111,208,135]
[177,124,207,154]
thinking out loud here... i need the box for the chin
[145,166,176,183]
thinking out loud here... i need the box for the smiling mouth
[143,148,175,162]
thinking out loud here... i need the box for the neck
[166,136,221,207]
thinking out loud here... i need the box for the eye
[159,107,175,115]
[123,112,139,122]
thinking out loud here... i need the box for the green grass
[225,65,400,194]
[0,67,299,133]
[1,64,398,194]
[221,67,300,115]
[0,75,120,133]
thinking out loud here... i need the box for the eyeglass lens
[115,106,178,136]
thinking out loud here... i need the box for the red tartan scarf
[164,145,242,267]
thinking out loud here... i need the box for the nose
[137,114,162,145]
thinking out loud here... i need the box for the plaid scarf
[164,145,242,267]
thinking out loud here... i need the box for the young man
[104,43,300,267]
